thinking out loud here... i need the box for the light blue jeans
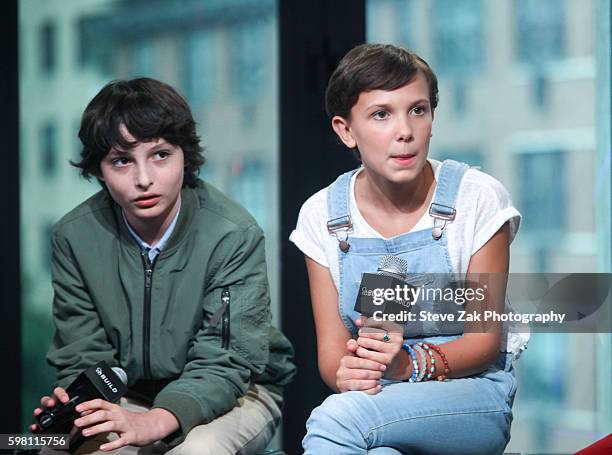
[303,337,517,455]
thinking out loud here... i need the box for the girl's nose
[396,119,414,142]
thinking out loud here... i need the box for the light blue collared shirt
[122,201,181,264]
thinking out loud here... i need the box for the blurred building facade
[367,0,610,452]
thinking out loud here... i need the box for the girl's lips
[134,196,161,208]
[391,155,417,165]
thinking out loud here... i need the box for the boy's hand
[335,339,386,394]
[31,387,70,432]
[73,400,179,451]
[354,318,409,380]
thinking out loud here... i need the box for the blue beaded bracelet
[403,342,419,382]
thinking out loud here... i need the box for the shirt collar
[122,199,181,259]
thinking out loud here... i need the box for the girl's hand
[354,318,410,380]
[336,339,386,394]
[73,400,179,451]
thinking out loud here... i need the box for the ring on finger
[382,330,390,343]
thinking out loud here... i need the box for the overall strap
[429,160,469,239]
[326,168,359,252]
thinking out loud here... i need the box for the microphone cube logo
[84,361,127,400]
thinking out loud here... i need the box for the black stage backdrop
[280,1,365,451]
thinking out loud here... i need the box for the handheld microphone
[377,255,408,280]
[37,361,128,434]
[354,255,415,316]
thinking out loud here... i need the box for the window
[232,21,266,101]
[516,0,564,64]
[39,20,56,73]
[76,15,113,73]
[434,0,483,75]
[518,150,566,271]
[519,150,566,233]
[131,40,155,77]
[515,0,564,109]
[367,0,413,47]
[519,333,566,403]
[184,30,217,106]
[41,122,58,177]
[76,17,90,67]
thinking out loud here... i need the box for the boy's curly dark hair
[72,77,205,188]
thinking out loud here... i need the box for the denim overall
[303,160,517,455]
[329,160,467,338]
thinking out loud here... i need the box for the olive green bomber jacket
[46,179,295,445]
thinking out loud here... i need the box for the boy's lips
[134,194,161,208]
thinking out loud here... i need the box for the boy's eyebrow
[108,141,171,157]
[108,148,129,157]
[146,141,171,151]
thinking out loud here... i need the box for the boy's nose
[135,165,153,189]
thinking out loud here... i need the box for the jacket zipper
[140,250,154,378]
[221,287,230,349]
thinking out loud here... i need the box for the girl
[290,44,526,454]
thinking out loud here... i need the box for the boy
[33,78,295,454]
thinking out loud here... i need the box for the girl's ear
[331,116,357,149]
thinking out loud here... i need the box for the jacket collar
[113,185,199,257]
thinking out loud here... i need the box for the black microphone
[37,361,128,434]
[354,255,415,317]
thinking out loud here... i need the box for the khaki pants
[41,384,282,455]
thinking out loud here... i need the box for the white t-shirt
[290,159,529,356]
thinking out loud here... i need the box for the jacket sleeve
[46,228,118,389]
[153,223,272,446]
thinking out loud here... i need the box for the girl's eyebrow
[365,99,430,111]
[410,99,430,107]
[365,103,392,111]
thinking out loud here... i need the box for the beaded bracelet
[418,342,436,380]
[402,343,419,382]
[412,343,427,382]
[427,343,450,381]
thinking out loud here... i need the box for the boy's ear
[94,167,105,182]
[331,116,357,149]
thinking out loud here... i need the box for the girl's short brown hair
[325,43,439,119]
